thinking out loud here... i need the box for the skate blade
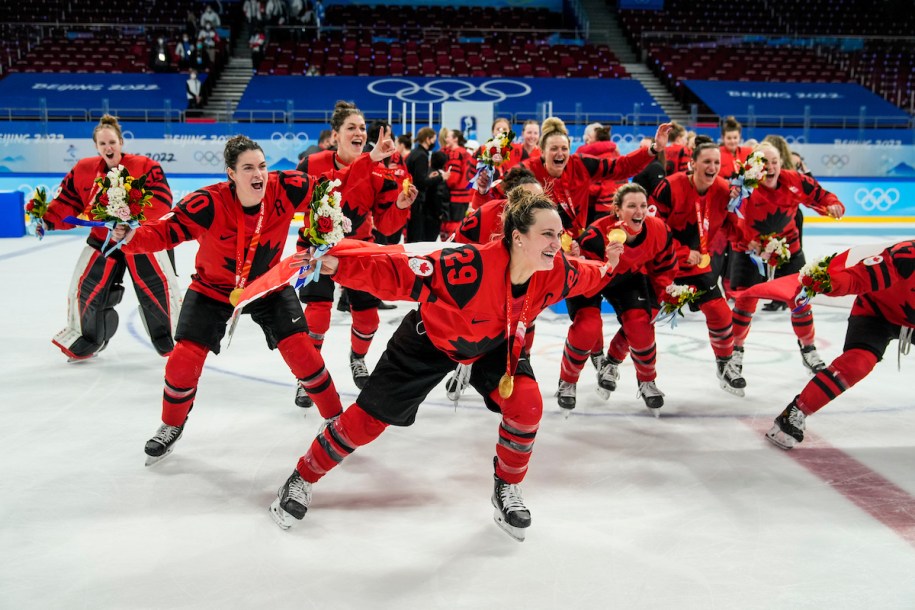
[144,448,174,467]
[765,425,797,450]
[492,508,526,542]
[647,406,662,418]
[269,498,295,530]
[560,407,573,420]
[595,386,612,401]
[66,353,98,363]
[718,380,746,398]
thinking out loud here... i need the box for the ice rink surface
[1,225,914,609]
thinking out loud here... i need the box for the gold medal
[560,232,573,252]
[698,253,711,269]
[401,178,411,196]
[607,228,627,244]
[229,287,243,307]
[498,373,514,399]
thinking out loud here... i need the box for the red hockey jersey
[455,198,507,245]
[719,145,753,180]
[44,153,172,242]
[330,240,611,362]
[444,146,475,206]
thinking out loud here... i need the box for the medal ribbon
[233,198,266,297]
[502,270,534,393]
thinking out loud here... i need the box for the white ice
[1,226,914,610]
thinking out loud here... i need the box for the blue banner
[323,0,561,7]
[235,76,665,122]
[0,73,205,120]
[619,0,664,9]
[684,81,909,127]
[814,178,915,219]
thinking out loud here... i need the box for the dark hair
[397,134,412,149]
[450,129,467,148]
[611,183,647,211]
[722,116,742,136]
[594,126,612,142]
[430,150,448,171]
[330,100,363,132]
[317,129,332,144]
[93,114,123,143]
[224,135,263,171]
[693,134,714,147]
[501,188,556,249]
[416,126,436,143]
[366,120,390,149]
[501,166,539,193]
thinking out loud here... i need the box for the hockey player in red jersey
[718,116,753,180]
[525,117,671,237]
[40,114,180,361]
[557,183,679,415]
[730,141,844,376]
[767,240,915,449]
[650,141,747,395]
[270,188,623,541]
[114,135,394,465]
[295,101,417,406]
[441,129,475,238]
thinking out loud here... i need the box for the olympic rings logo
[854,187,900,211]
[194,150,222,165]
[18,183,55,197]
[821,154,849,169]
[366,78,532,104]
[611,134,641,144]
[784,135,806,144]
[121,130,134,143]
[270,131,311,150]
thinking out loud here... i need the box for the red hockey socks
[161,339,208,427]
[560,306,602,383]
[490,376,541,484]
[278,334,342,419]
[304,300,331,350]
[731,296,757,347]
[296,404,388,483]
[350,306,379,358]
[790,302,816,346]
[700,297,736,358]
[797,348,878,415]
[619,308,657,382]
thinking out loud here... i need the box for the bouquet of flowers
[794,253,835,309]
[295,178,349,288]
[24,186,49,239]
[728,150,766,215]
[469,130,516,194]
[754,232,791,280]
[87,165,154,254]
[654,283,705,328]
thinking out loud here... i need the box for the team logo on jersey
[789,186,799,194]
[409,257,433,277]
[863,255,883,266]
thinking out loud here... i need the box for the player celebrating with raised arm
[269,188,623,541]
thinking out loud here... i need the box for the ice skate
[766,399,807,450]
[144,422,184,466]
[269,469,313,530]
[731,345,744,376]
[589,352,606,372]
[596,357,621,400]
[491,476,531,542]
[349,351,370,390]
[716,356,747,397]
[444,363,472,405]
[294,383,314,409]
[637,380,665,416]
[799,343,826,373]
[556,380,576,415]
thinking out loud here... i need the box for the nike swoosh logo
[292,316,302,323]
[637,297,646,301]
[219,233,233,240]
[471,318,489,324]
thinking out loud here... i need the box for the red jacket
[455,198,506,245]
[664,143,692,175]
[297,150,407,241]
[44,153,172,243]
[525,147,654,237]
[828,240,915,329]
[738,170,843,255]
[577,215,678,298]
[331,240,611,362]
[124,170,321,303]
[444,146,475,206]
[719,145,753,180]
[651,172,739,276]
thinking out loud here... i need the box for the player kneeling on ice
[766,241,915,449]
[270,188,623,541]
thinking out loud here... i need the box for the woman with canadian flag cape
[265,187,624,542]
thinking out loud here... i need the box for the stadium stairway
[201,30,253,121]
[579,0,689,124]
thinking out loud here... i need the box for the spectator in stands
[151,36,172,73]
[185,10,198,37]
[520,119,540,161]
[406,127,446,242]
[299,129,333,160]
[200,4,221,29]
[197,23,220,67]
[305,65,320,76]
[719,116,752,180]
[243,0,266,27]
[266,0,287,24]
[175,33,195,70]
[185,69,203,117]
[193,40,209,72]
[664,121,691,175]
[249,28,266,69]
